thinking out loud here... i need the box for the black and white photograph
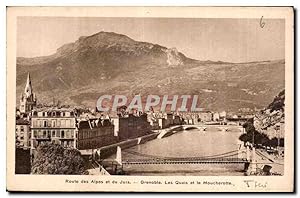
[6,6,294,192]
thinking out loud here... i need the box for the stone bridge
[182,125,245,132]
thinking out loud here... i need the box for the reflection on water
[110,128,245,176]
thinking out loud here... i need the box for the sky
[17,17,285,63]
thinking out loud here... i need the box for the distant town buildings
[178,111,214,125]
[147,112,183,129]
[226,117,249,126]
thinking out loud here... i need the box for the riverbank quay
[79,125,184,158]
[79,132,160,159]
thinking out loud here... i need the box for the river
[108,127,246,176]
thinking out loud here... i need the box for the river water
[110,127,246,176]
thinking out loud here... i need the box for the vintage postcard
[6,7,294,192]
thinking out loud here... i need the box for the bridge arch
[182,125,244,132]
[183,126,207,131]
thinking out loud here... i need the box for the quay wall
[97,132,159,159]
[79,126,184,159]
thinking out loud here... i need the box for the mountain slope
[16,31,285,112]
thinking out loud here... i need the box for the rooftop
[16,118,30,125]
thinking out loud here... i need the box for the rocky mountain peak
[56,31,136,56]
[165,47,184,66]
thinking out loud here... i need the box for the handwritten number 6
[260,16,265,28]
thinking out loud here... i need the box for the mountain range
[16,31,285,112]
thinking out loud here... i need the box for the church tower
[20,73,37,114]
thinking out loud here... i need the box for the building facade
[77,118,116,150]
[173,115,182,125]
[198,111,213,122]
[30,108,77,149]
[15,118,31,148]
[213,112,220,121]
[119,113,151,140]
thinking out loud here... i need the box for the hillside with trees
[239,90,285,148]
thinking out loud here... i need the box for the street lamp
[275,124,281,150]
[252,128,255,148]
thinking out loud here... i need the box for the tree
[240,120,273,147]
[31,143,88,175]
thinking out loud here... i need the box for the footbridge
[121,149,248,165]
[98,145,281,175]
[107,146,250,166]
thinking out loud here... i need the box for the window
[66,120,70,127]
[39,120,43,127]
[61,130,65,138]
[44,121,47,127]
[32,120,36,127]
[52,120,56,127]
[128,120,133,127]
[52,131,55,137]
[38,130,42,138]
[70,119,74,127]
[61,120,66,127]
[56,131,60,138]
